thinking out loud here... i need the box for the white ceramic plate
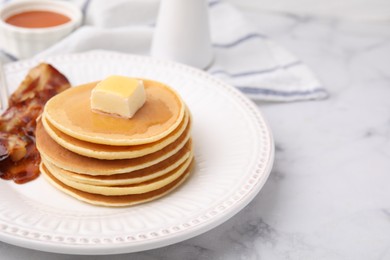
[0,51,274,255]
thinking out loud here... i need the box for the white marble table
[1,2,390,259]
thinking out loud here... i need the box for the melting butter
[90,76,146,118]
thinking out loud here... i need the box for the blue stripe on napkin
[0,50,18,62]
[210,61,303,78]
[209,0,222,7]
[237,86,327,97]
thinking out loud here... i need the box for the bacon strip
[0,63,70,184]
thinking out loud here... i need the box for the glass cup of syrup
[0,0,82,59]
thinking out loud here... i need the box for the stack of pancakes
[36,79,193,207]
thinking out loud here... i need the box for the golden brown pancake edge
[40,161,194,207]
[41,109,190,159]
[44,80,185,146]
[42,154,193,196]
[36,114,192,175]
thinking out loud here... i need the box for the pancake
[42,155,193,196]
[44,80,185,146]
[40,162,193,207]
[36,117,192,175]
[41,108,190,160]
[39,78,195,207]
[53,145,193,186]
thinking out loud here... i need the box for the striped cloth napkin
[0,0,328,102]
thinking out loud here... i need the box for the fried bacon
[0,63,70,184]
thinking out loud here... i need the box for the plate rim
[0,50,274,255]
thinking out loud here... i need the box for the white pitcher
[151,0,213,69]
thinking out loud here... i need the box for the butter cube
[91,76,146,118]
